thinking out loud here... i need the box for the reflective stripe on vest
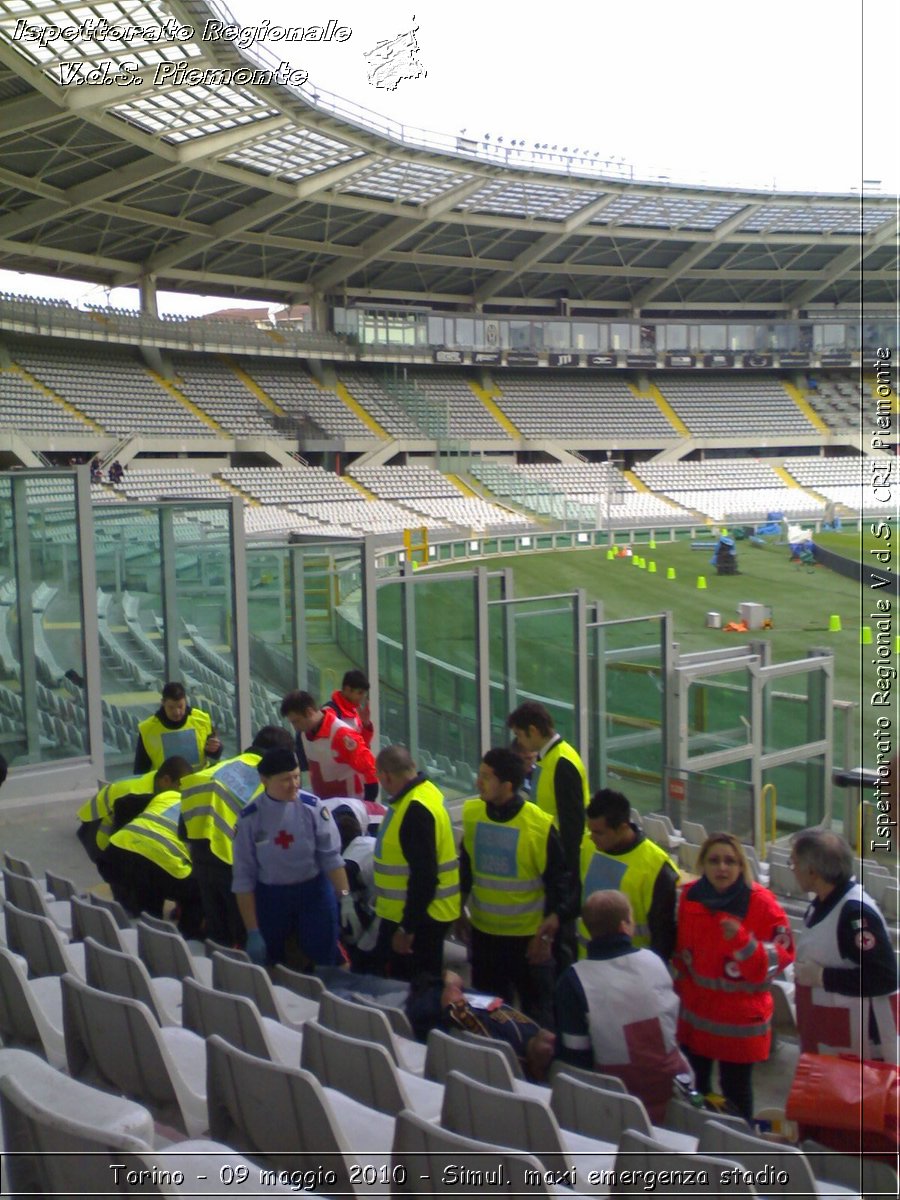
[79,769,157,853]
[533,738,588,828]
[137,709,212,772]
[462,797,552,936]
[180,755,261,864]
[373,780,460,923]
[680,1010,771,1039]
[577,834,677,955]
[679,961,770,994]
[109,791,192,879]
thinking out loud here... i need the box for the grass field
[427,535,867,760]
[816,522,895,562]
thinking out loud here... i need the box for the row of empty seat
[1,848,885,1198]
[4,333,873,448]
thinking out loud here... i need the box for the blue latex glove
[245,929,267,966]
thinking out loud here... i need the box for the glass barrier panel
[93,503,164,779]
[415,575,478,795]
[668,766,755,845]
[0,477,23,762]
[170,505,239,757]
[685,668,752,758]
[245,547,295,726]
[488,595,578,747]
[762,755,826,836]
[376,577,407,748]
[763,669,828,755]
[25,474,90,761]
[589,616,666,813]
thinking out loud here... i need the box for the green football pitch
[426,535,867,760]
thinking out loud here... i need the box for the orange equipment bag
[786,1052,899,1140]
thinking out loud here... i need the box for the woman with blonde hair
[673,831,794,1119]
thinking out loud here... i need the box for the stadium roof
[0,0,895,314]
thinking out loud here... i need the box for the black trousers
[102,845,204,939]
[470,927,555,1030]
[76,819,103,865]
[683,1048,755,1121]
[188,842,244,948]
[374,916,451,982]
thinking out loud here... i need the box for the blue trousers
[255,873,340,967]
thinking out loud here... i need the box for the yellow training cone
[607,548,615,560]
[667,567,676,580]
[860,626,872,645]
[828,614,841,633]
[697,576,707,590]
[648,561,657,573]
[649,539,657,549]
[638,558,646,569]
[895,634,900,654]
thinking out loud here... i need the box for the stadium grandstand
[0,1,896,1188]
[0,0,893,835]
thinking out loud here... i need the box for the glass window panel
[728,324,755,350]
[813,323,846,349]
[772,323,799,350]
[509,322,531,349]
[573,322,600,350]
[699,324,726,350]
[455,318,474,347]
[610,323,636,350]
[545,323,571,349]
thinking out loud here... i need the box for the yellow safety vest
[533,738,589,828]
[108,790,192,879]
[462,798,552,937]
[180,753,263,865]
[77,769,157,853]
[374,779,461,924]
[577,833,677,954]
[137,708,213,772]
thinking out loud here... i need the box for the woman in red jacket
[673,832,794,1119]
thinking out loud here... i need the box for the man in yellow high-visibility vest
[508,701,588,969]
[459,747,571,1028]
[372,745,460,981]
[579,788,678,962]
[101,755,201,936]
[134,681,222,774]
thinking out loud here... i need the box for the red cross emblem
[274,830,294,850]
[796,984,852,1054]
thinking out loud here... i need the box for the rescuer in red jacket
[280,689,378,803]
[324,669,375,748]
[673,831,795,1120]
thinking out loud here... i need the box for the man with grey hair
[791,828,897,1063]
[554,889,689,1120]
[372,745,460,980]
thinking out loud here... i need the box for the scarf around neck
[690,874,752,918]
